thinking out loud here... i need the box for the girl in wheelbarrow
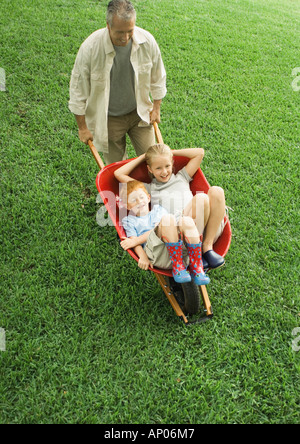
[115,145,226,283]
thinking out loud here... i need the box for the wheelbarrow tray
[95,156,231,278]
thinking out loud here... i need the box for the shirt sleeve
[150,39,167,101]
[158,205,169,217]
[68,42,91,115]
[152,205,168,224]
[121,216,138,238]
[178,167,193,183]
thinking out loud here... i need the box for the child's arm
[172,148,204,178]
[135,246,153,271]
[120,231,151,251]
[120,236,153,271]
[114,153,146,183]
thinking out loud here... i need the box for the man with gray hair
[69,0,167,164]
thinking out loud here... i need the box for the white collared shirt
[69,27,167,154]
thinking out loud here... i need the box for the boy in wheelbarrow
[119,180,210,286]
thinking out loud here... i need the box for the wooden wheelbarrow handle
[88,140,106,171]
[153,121,164,144]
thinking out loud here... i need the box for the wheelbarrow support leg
[154,273,189,325]
[200,285,213,318]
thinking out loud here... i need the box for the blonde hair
[145,144,173,167]
[119,180,149,204]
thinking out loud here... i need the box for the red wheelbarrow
[88,124,231,325]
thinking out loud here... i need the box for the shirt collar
[104,27,115,55]
[132,26,147,45]
[104,26,147,55]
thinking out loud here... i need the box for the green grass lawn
[0,0,299,424]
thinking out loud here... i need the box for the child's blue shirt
[122,205,168,240]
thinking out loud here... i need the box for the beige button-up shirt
[69,26,167,154]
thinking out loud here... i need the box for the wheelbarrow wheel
[181,281,201,315]
[165,277,200,315]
